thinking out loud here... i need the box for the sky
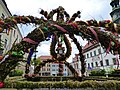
[5,0,112,62]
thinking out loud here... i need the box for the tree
[31,58,41,67]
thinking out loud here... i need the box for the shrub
[9,69,23,77]
[4,79,120,90]
[90,69,106,76]
[108,69,120,77]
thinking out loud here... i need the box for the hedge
[25,76,81,81]
[89,69,106,76]
[9,69,23,77]
[3,79,120,90]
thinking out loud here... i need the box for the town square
[0,0,120,90]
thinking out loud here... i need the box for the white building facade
[83,42,119,75]
[50,62,68,76]
[0,0,22,55]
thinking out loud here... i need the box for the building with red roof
[38,55,68,76]
[83,41,118,76]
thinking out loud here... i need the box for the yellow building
[39,56,52,76]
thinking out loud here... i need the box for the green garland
[0,6,120,82]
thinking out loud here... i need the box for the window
[94,50,96,56]
[95,62,98,67]
[4,39,7,48]
[98,48,101,54]
[47,68,50,71]
[84,55,86,59]
[100,61,103,66]
[88,63,90,67]
[42,68,46,71]
[52,65,55,67]
[42,73,45,76]
[105,59,109,66]
[47,64,50,67]
[90,52,92,57]
[1,13,5,19]
[113,58,117,65]
[91,62,94,67]
[87,53,89,58]
[52,69,55,71]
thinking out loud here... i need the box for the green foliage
[4,78,120,90]
[110,70,116,75]
[107,66,115,74]
[31,58,41,66]
[108,69,120,77]
[9,69,23,77]
[90,69,106,76]
[26,76,78,81]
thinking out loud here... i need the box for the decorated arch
[0,6,120,83]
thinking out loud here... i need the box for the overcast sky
[5,0,112,62]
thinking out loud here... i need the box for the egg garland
[0,6,120,82]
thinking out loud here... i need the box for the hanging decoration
[27,48,34,65]
[0,6,120,82]
[23,38,38,44]
[50,34,72,61]
[0,55,9,64]
[25,48,34,74]
[69,33,85,76]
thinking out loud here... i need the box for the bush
[25,76,80,81]
[9,69,23,77]
[108,69,120,77]
[4,79,120,90]
[90,69,106,76]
